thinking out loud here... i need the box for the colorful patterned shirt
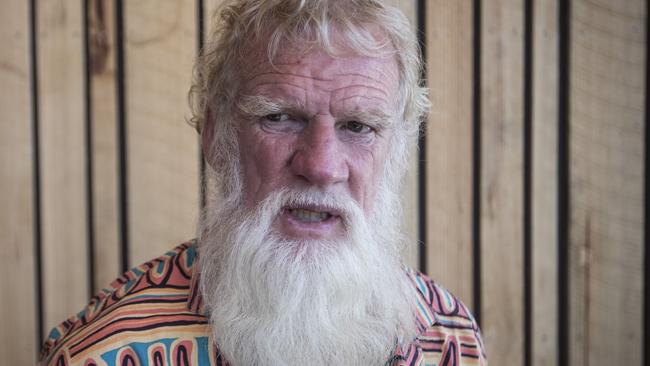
[40,240,487,365]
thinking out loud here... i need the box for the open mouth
[279,204,344,238]
[286,207,336,223]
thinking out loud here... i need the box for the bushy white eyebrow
[236,95,304,117]
[236,94,395,131]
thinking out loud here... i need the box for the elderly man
[40,1,486,365]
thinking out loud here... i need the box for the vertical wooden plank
[569,0,646,365]
[531,0,559,365]
[0,1,37,363]
[125,1,199,266]
[384,0,420,270]
[480,0,524,365]
[424,1,474,306]
[37,0,89,336]
[88,0,120,290]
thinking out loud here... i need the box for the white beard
[198,183,418,366]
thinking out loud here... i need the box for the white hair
[188,0,430,197]
[198,183,418,365]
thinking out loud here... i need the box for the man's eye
[342,121,372,134]
[265,113,289,122]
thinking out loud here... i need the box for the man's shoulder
[39,240,207,365]
[403,268,488,364]
[404,268,478,329]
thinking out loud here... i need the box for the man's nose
[290,120,349,188]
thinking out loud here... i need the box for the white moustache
[257,187,364,229]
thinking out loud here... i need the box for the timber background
[1,0,647,365]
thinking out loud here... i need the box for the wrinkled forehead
[237,35,401,104]
[237,25,400,83]
[238,49,401,120]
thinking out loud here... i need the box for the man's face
[233,46,400,241]
[199,44,417,366]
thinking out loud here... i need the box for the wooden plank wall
[480,1,525,364]
[0,1,646,365]
[531,0,559,364]
[88,0,120,290]
[425,0,474,309]
[568,0,646,364]
[37,0,89,339]
[1,1,37,365]
[124,1,199,267]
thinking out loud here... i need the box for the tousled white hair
[188,0,430,197]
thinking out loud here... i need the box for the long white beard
[198,185,417,366]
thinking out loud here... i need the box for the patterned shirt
[40,240,487,365]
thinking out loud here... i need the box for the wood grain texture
[568,0,646,364]
[531,0,559,365]
[125,1,200,266]
[37,0,90,337]
[88,0,120,291]
[0,2,647,365]
[480,0,524,364]
[384,0,420,270]
[0,0,37,363]
[424,0,474,307]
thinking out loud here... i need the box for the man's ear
[201,108,215,168]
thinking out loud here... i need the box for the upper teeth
[291,208,330,222]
